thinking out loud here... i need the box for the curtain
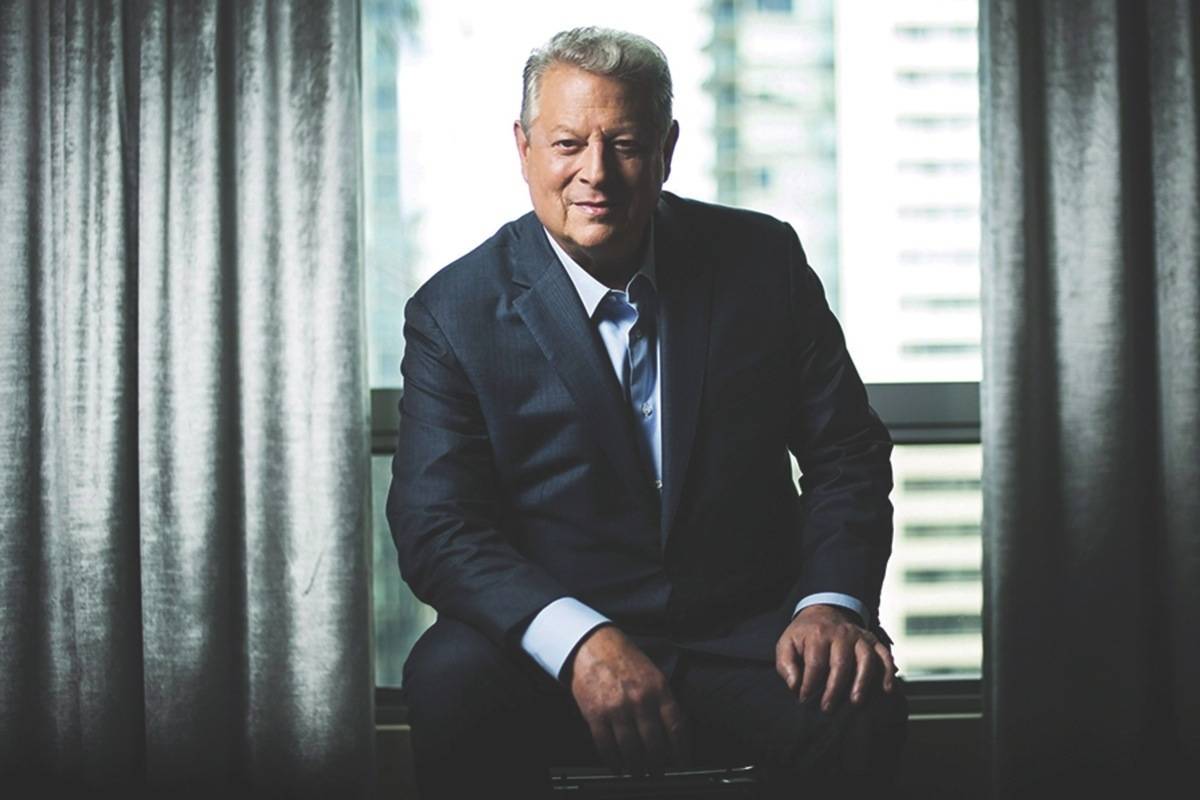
[980,0,1199,795]
[0,0,373,794]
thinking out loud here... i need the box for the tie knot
[598,290,634,322]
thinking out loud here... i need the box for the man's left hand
[775,604,897,713]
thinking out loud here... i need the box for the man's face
[515,64,679,279]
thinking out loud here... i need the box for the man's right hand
[567,625,691,776]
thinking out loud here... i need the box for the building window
[900,343,982,358]
[896,113,976,130]
[896,159,976,175]
[906,614,982,636]
[904,567,982,584]
[900,295,980,311]
[894,23,975,40]
[756,0,795,13]
[904,522,981,539]
[897,205,978,221]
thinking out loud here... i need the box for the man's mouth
[572,200,619,217]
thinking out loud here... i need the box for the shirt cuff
[520,597,611,680]
[794,592,867,624]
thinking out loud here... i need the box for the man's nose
[578,141,612,186]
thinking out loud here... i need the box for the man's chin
[567,221,644,254]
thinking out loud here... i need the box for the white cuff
[794,592,867,624]
[520,597,611,680]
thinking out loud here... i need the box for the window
[904,567,982,584]
[364,0,983,697]
[900,295,980,311]
[756,0,795,13]
[905,614,982,636]
[905,522,980,538]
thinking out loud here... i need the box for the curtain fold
[981,0,1199,795]
[1,0,373,793]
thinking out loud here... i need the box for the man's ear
[514,120,531,184]
[661,120,680,183]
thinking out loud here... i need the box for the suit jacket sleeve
[782,223,894,628]
[387,294,568,646]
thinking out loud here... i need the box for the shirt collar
[543,224,657,319]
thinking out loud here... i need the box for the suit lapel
[656,196,714,547]
[510,215,661,520]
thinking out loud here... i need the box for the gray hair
[520,27,674,140]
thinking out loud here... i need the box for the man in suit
[389,26,905,799]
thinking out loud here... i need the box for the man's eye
[614,140,642,152]
[553,140,582,151]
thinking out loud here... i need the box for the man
[389,27,905,799]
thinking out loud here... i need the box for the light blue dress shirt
[520,228,866,680]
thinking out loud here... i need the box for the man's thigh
[674,650,908,784]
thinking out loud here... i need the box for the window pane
[879,444,982,677]
[835,1,981,383]
[372,455,435,688]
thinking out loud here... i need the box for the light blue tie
[601,278,659,489]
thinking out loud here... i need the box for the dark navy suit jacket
[388,192,894,667]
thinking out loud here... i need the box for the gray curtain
[0,0,373,793]
[981,0,1199,795]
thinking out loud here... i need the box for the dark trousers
[403,618,908,799]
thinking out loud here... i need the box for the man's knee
[402,619,532,751]
[756,686,907,798]
[404,619,557,797]
[822,682,909,780]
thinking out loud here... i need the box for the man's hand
[775,604,897,713]
[567,625,690,776]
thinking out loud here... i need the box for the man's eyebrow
[547,120,648,133]
[544,124,646,139]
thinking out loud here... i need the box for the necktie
[601,277,660,490]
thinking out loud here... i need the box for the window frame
[370,380,983,718]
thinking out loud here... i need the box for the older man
[389,26,906,799]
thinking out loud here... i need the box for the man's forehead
[533,67,655,128]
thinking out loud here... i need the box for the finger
[875,642,897,692]
[775,637,802,692]
[635,711,668,776]
[660,695,692,768]
[611,712,648,776]
[588,720,622,776]
[631,689,670,776]
[821,637,854,713]
[850,638,878,704]
[798,640,828,704]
